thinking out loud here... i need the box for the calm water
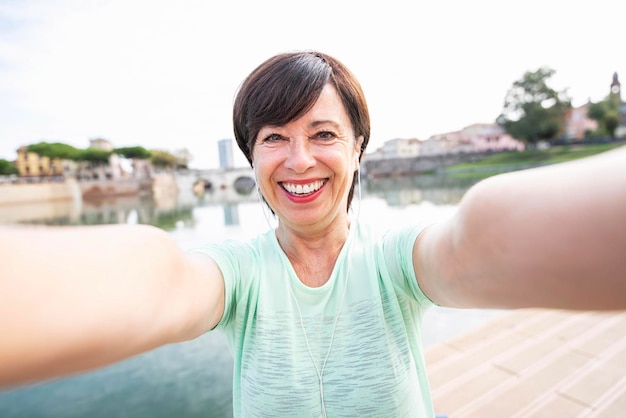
[0,174,504,418]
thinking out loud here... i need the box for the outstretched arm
[0,224,224,388]
[414,145,626,310]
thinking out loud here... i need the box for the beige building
[89,138,114,151]
[15,146,65,177]
[366,138,421,160]
[421,131,474,156]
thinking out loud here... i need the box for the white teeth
[283,180,324,195]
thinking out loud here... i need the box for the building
[15,146,66,177]
[421,131,474,156]
[565,72,626,139]
[366,122,525,161]
[218,138,235,169]
[461,123,525,153]
[89,138,114,151]
[366,138,421,160]
[610,72,626,138]
[419,123,524,156]
[564,102,598,140]
[15,138,140,181]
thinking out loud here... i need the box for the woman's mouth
[281,179,327,196]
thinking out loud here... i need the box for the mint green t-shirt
[195,222,435,417]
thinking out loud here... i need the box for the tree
[114,146,152,160]
[497,67,572,145]
[173,148,192,169]
[150,148,192,169]
[27,142,81,160]
[0,159,17,175]
[588,94,621,138]
[150,149,178,169]
[77,148,112,164]
[27,142,154,162]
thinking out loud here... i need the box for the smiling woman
[0,50,625,418]
[251,84,362,238]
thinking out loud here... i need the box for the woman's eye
[262,133,283,143]
[315,131,336,140]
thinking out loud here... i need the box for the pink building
[565,102,598,140]
[420,123,524,156]
[461,123,525,152]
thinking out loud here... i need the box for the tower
[610,72,621,99]
[609,72,626,138]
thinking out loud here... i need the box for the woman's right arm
[0,223,224,388]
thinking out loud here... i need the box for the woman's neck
[276,218,351,287]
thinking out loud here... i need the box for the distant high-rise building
[218,138,234,169]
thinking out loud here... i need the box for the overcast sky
[0,0,623,168]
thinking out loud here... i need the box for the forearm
[422,146,626,310]
[0,224,186,387]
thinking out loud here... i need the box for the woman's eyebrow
[309,120,341,129]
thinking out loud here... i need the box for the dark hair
[232,50,370,210]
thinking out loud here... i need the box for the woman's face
[252,83,362,232]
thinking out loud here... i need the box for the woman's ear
[354,135,364,166]
[356,135,364,154]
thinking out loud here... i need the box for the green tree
[0,159,18,175]
[27,142,81,160]
[150,149,178,169]
[114,146,152,159]
[497,67,572,144]
[149,148,191,169]
[77,148,112,164]
[588,94,621,138]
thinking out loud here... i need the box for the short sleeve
[380,224,436,307]
[189,240,255,329]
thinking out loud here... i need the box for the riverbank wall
[0,175,178,206]
[80,178,148,199]
[0,178,81,205]
[363,152,488,178]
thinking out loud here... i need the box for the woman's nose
[285,139,315,173]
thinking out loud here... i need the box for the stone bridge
[175,167,255,193]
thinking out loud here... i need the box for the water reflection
[0,174,476,227]
[0,333,234,418]
[4,194,196,230]
[223,203,240,226]
[365,173,479,206]
[0,187,263,229]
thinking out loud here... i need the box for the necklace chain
[288,258,350,418]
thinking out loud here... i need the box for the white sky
[0,0,623,169]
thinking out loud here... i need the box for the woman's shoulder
[191,228,277,261]
[354,221,428,247]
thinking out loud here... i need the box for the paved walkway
[424,308,626,417]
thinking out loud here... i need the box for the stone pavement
[425,308,626,417]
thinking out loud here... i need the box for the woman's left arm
[414,145,626,310]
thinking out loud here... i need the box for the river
[0,173,505,418]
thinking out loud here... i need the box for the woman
[1,51,625,417]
